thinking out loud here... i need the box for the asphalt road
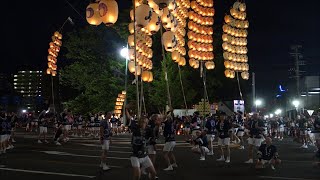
[0,129,319,180]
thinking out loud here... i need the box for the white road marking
[259,176,318,180]
[0,167,95,178]
[38,150,130,160]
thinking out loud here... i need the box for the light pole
[254,99,262,113]
[120,46,129,126]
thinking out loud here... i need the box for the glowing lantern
[128,22,134,34]
[51,70,57,77]
[146,12,161,34]
[239,3,246,12]
[142,70,153,82]
[46,68,51,75]
[162,31,177,52]
[86,2,102,25]
[99,0,119,26]
[205,61,215,70]
[128,35,134,47]
[128,61,136,73]
[171,50,180,62]
[135,4,153,28]
[161,7,171,25]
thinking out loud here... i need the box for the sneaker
[102,164,111,171]
[12,139,16,143]
[171,163,178,168]
[38,140,42,144]
[302,145,308,149]
[44,140,49,143]
[163,165,173,171]
[225,157,230,163]
[207,151,214,156]
[55,141,61,146]
[217,157,225,161]
[239,146,245,150]
[245,159,253,163]
[155,176,159,179]
[271,165,275,170]
[200,156,205,161]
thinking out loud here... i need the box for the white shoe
[44,140,49,143]
[225,158,230,163]
[171,163,178,168]
[102,164,110,171]
[245,159,253,163]
[12,139,16,143]
[302,145,308,149]
[271,165,275,170]
[38,140,42,144]
[55,141,61,146]
[163,165,173,171]
[207,151,214,156]
[239,146,245,150]
[216,157,225,161]
[200,156,205,161]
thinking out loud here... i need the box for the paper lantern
[128,35,134,47]
[205,61,215,70]
[171,50,180,62]
[146,12,161,34]
[162,31,177,52]
[98,0,118,26]
[46,68,51,75]
[128,61,136,73]
[148,72,153,82]
[51,70,57,76]
[153,0,174,9]
[161,7,171,25]
[86,2,102,25]
[128,22,134,34]
[142,70,152,82]
[239,3,246,12]
[135,4,153,28]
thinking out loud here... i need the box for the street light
[292,100,300,108]
[120,46,129,126]
[254,99,262,112]
[275,109,282,115]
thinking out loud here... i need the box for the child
[255,137,281,170]
[191,130,209,161]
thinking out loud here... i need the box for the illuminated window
[14,75,17,77]
[14,79,17,81]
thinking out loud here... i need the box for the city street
[0,130,319,180]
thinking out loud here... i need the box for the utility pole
[252,72,256,112]
[289,45,305,97]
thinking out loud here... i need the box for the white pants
[218,137,230,146]
[130,156,153,169]
[248,137,263,147]
[39,126,48,133]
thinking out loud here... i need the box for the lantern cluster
[47,31,62,76]
[222,1,249,79]
[188,0,215,70]
[114,91,126,117]
[86,0,119,26]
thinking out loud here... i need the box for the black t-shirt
[194,134,208,147]
[298,119,308,130]
[247,119,264,138]
[216,120,231,138]
[145,124,157,145]
[163,120,175,142]
[131,127,147,158]
[258,144,277,160]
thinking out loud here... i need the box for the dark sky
[2,0,320,99]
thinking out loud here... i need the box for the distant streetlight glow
[120,47,129,59]
[269,113,274,118]
[255,99,262,106]
[22,109,27,113]
[275,109,282,115]
[292,100,300,108]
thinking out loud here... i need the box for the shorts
[147,145,156,155]
[163,141,176,152]
[232,128,238,134]
[31,122,38,126]
[39,126,48,133]
[237,129,245,136]
[130,156,153,169]
[313,132,320,140]
[0,135,7,143]
[218,137,230,146]
[111,123,117,128]
[102,140,110,151]
[300,130,308,135]
[248,137,263,147]
[64,125,71,131]
[279,126,285,132]
[191,146,209,153]
[206,134,215,142]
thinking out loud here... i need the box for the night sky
[2,0,320,100]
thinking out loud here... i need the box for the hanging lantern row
[188,0,215,70]
[222,24,248,38]
[223,52,248,63]
[190,1,215,16]
[222,34,247,46]
[86,0,118,26]
[224,15,249,29]
[171,50,187,66]
[46,31,62,77]
[141,70,154,82]
[114,91,126,117]
[188,11,214,26]
[224,61,249,71]
[222,1,249,80]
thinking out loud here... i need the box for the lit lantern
[98,0,118,26]
[153,0,174,9]
[161,7,171,25]
[205,61,215,70]
[162,31,177,52]
[142,70,152,82]
[148,71,153,82]
[128,22,134,34]
[128,61,136,73]
[239,3,246,12]
[171,50,180,62]
[86,2,102,25]
[46,68,51,75]
[178,56,186,66]
[51,70,57,77]
[135,4,153,28]
[128,35,134,47]
[146,12,161,34]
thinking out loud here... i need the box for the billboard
[234,100,245,113]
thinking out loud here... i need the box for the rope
[178,65,188,109]
[159,24,172,110]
